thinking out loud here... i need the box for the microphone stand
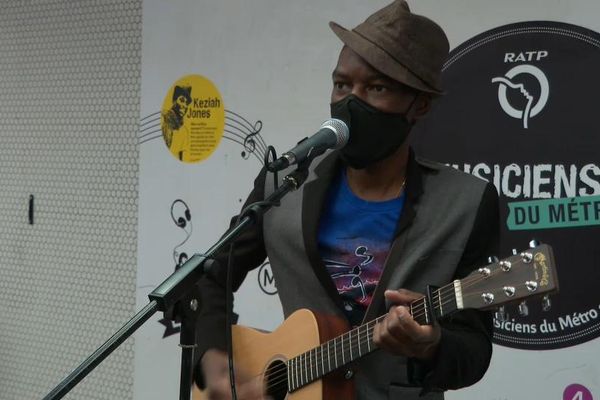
[42,162,312,400]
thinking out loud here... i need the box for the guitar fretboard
[286,281,460,392]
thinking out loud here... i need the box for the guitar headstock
[459,243,559,310]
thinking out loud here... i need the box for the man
[162,85,192,161]
[195,1,499,399]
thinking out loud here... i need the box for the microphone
[269,118,349,171]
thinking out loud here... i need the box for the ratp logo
[492,64,550,129]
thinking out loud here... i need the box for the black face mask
[330,94,415,169]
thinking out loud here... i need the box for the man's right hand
[201,349,269,400]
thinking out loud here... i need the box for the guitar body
[194,309,354,400]
[234,309,354,399]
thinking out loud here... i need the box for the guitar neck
[287,281,461,392]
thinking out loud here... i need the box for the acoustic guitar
[194,243,558,400]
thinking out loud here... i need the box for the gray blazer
[196,150,499,399]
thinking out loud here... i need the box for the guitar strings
[256,258,517,379]
[246,262,534,393]
[262,317,391,393]
[261,319,383,392]
[263,318,456,391]
[261,279,530,394]
[260,274,524,393]
[258,270,524,393]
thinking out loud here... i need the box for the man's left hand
[372,289,441,360]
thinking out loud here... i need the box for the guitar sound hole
[265,359,288,400]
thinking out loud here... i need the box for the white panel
[0,1,141,399]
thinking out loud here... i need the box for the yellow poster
[161,75,225,163]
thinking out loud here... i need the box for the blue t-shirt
[318,170,405,325]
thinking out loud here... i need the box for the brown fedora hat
[330,0,449,95]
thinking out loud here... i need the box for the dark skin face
[330,46,432,201]
[331,46,431,119]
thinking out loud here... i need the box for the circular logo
[161,74,225,163]
[492,64,550,128]
[413,22,600,350]
[258,262,277,295]
[563,384,593,400]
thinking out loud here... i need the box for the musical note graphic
[138,109,269,163]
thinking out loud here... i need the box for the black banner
[414,21,600,350]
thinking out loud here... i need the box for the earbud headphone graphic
[170,199,191,229]
[170,199,193,268]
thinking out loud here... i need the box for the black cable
[264,145,279,191]
[226,237,238,399]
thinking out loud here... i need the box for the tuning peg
[495,306,509,322]
[511,248,518,255]
[518,301,529,316]
[529,239,540,248]
[542,294,552,311]
[487,256,499,264]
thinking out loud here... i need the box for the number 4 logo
[563,384,593,400]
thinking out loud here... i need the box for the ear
[411,93,432,121]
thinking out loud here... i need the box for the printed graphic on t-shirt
[322,241,390,325]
